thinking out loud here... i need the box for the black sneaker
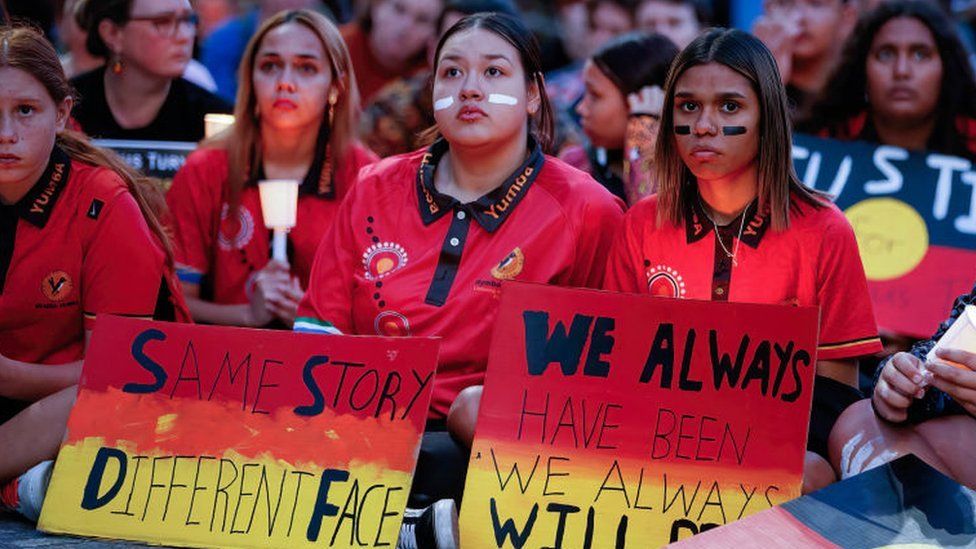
[397,499,459,549]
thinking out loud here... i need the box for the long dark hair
[430,12,556,152]
[800,0,976,157]
[591,31,679,96]
[656,28,824,231]
[76,0,133,57]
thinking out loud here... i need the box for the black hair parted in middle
[433,12,556,152]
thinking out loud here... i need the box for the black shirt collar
[250,121,336,198]
[416,137,545,232]
[686,193,771,249]
[9,146,71,228]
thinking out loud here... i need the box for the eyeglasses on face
[127,11,199,37]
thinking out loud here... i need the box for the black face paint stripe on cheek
[674,126,691,135]
[722,126,747,136]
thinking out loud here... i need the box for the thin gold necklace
[699,197,748,267]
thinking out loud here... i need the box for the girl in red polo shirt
[295,13,623,539]
[167,10,377,329]
[0,26,187,520]
[603,28,883,493]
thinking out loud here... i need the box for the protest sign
[793,134,976,337]
[38,316,439,548]
[459,283,820,548]
[93,139,195,179]
[672,455,976,548]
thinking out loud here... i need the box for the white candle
[258,179,299,263]
[204,113,236,138]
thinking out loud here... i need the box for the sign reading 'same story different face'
[792,134,976,337]
[39,316,439,549]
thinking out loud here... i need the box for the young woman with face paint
[603,28,882,493]
[0,26,189,521]
[295,13,623,540]
[166,10,377,329]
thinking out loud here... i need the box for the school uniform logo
[363,242,408,280]
[646,265,686,298]
[374,311,411,336]
[491,247,524,280]
[217,204,255,251]
[41,271,73,301]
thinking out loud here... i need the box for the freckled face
[0,67,71,192]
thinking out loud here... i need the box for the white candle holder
[204,113,236,138]
[258,179,299,264]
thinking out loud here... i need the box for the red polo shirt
[295,139,625,417]
[604,193,882,360]
[166,143,377,305]
[0,147,169,364]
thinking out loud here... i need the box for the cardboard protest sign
[459,283,820,548]
[93,139,195,179]
[38,316,439,548]
[672,454,976,548]
[793,134,976,338]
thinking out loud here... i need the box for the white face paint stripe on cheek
[433,96,454,111]
[487,93,518,106]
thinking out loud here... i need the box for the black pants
[408,421,470,508]
[808,376,864,459]
[0,396,28,425]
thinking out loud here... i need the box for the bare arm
[0,332,89,401]
[817,358,859,388]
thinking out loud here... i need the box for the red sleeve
[603,200,652,294]
[815,208,883,359]
[166,150,222,286]
[293,175,363,335]
[569,188,624,289]
[83,188,166,330]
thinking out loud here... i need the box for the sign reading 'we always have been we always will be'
[460,283,820,548]
[38,316,439,548]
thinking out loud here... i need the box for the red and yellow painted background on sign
[39,316,439,548]
[460,284,820,547]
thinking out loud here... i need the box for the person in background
[295,13,623,546]
[340,0,445,104]
[602,28,882,493]
[547,0,636,151]
[565,31,678,204]
[358,0,520,157]
[59,0,218,91]
[70,0,232,141]
[635,0,707,49]
[192,0,235,39]
[800,0,976,160]
[201,0,323,103]
[753,0,857,118]
[167,9,376,328]
[829,282,976,488]
[0,25,188,521]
